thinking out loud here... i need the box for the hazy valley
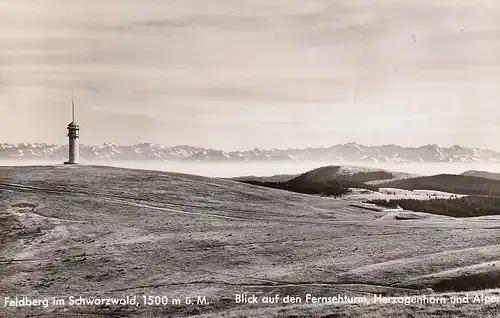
[4,160,500,179]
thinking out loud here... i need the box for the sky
[0,0,499,151]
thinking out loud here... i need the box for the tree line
[367,196,500,217]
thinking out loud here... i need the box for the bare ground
[0,165,499,317]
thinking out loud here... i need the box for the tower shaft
[65,92,80,165]
[68,136,79,164]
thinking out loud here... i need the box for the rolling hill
[232,165,416,184]
[1,165,500,317]
[231,174,298,183]
[462,170,500,181]
[234,165,417,198]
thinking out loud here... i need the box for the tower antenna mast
[72,90,75,122]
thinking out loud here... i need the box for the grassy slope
[1,165,499,317]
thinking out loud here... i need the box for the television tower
[65,92,80,164]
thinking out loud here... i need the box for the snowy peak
[1,142,500,164]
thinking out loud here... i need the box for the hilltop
[234,165,417,198]
[462,170,500,181]
[1,165,500,317]
[232,165,417,185]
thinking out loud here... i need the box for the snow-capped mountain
[1,142,500,164]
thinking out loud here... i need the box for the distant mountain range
[1,142,500,164]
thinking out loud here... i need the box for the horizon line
[0,141,498,153]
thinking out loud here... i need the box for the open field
[343,188,466,202]
[1,165,500,317]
